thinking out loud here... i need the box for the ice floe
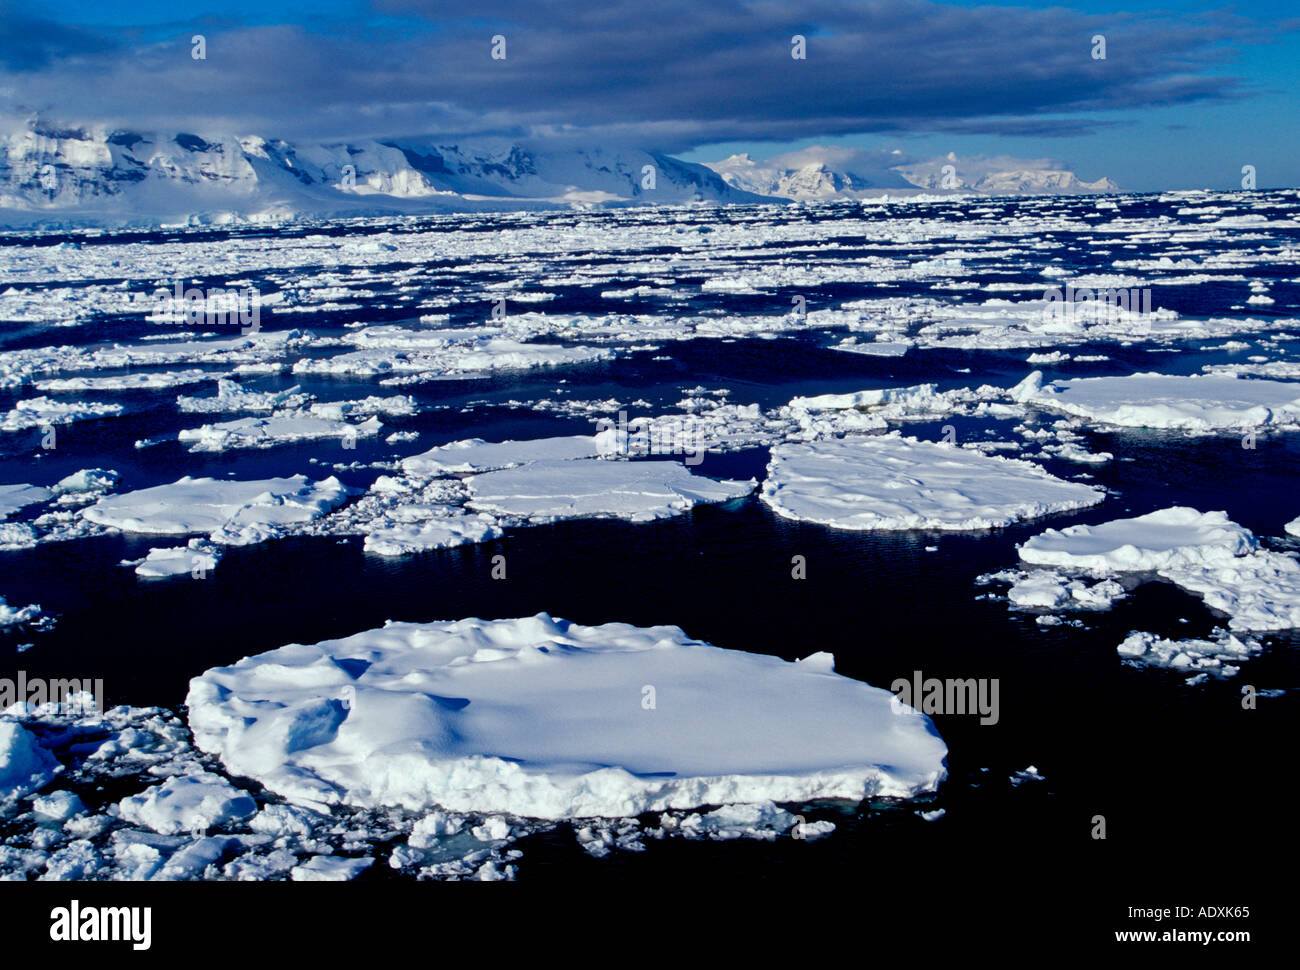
[82,475,351,545]
[465,459,754,524]
[177,414,383,453]
[761,434,1104,531]
[1025,373,1300,432]
[1,396,124,432]
[186,613,948,819]
[129,539,224,578]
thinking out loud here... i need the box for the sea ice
[465,458,754,523]
[132,539,224,578]
[1019,507,1300,632]
[761,434,1104,531]
[1019,507,1256,573]
[0,484,52,518]
[403,435,602,476]
[177,413,383,453]
[117,772,257,835]
[362,514,503,556]
[82,475,350,545]
[1025,373,1300,431]
[0,721,61,804]
[1,396,124,432]
[186,614,948,819]
[1117,629,1260,679]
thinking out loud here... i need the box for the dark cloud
[0,0,1264,150]
[0,1,118,70]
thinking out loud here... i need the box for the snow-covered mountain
[705,147,918,199]
[895,152,1119,195]
[705,146,1118,200]
[0,121,768,226]
[0,121,1120,226]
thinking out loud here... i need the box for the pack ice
[186,614,948,819]
[761,434,1104,531]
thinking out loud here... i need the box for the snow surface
[0,484,52,518]
[465,459,754,524]
[118,772,257,835]
[761,434,1104,531]
[403,435,602,476]
[131,539,223,578]
[186,614,948,819]
[82,475,350,545]
[1026,373,1300,431]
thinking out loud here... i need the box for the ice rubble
[177,379,309,413]
[291,330,611,383]
[0,596,48,628]
[761,434,1104,531]
[985,507,1300,678]
[186,614,948,819]
[1024,373,1300,431]
[1116,630,1260,679]
[1,396,124,431]
[0,721,61,804]
[82,475,350,545]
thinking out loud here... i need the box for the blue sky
[3,0,1296,191]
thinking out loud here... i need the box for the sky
[1,0,1296,191]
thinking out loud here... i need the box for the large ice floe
[761,433,1104,531]
[81,475,350,545]
[186,614,948,819]
[1023,372,1300,432]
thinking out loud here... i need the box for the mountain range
[0,121,1119,227]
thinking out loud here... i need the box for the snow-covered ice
[402,435,601,476]
[0,484,52,518]
[186,614,948,819]
[0,721,61,804]
[131,539,224,578]
[761,434,1104,531]
[82,475,350,545]
[465,459,754,524]
[1019,507,1300,632]
[118,772,257,835]
[1025,373,1300,431]
[1117,629,1260,680]
[2,396,124,431]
